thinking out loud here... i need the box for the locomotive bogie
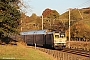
[54,43,66,49]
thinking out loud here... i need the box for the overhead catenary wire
[75,0,90,20]
[70,0,90,20]
[76,0,90,8]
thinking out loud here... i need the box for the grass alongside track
[0,43,55,60]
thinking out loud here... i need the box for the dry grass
[0,43,55,60]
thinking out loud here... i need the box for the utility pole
[42,15,43,30]
[68,8,71,48]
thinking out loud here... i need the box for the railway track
[27,45,90,60]
[60,48,90,57]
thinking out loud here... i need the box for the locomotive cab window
[60,34,65,38]
[55,35,59,38]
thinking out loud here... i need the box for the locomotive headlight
[64,43,66,45]
[54,43,57,45]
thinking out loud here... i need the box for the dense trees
[0,0,21,38]
[20,13,42,31]
[42,8,59,19]
[42,8,61,30]
[70,21,90,40]
[20,8,65,31]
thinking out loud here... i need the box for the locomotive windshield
[55,35,59,38]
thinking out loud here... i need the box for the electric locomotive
[20,29,67,49]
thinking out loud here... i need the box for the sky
[21,0,90,16]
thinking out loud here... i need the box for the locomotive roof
[20,30,53,35]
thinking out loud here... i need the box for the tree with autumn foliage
[69,21,90,41]
[42,8,60,30]
[42,8,59,19]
